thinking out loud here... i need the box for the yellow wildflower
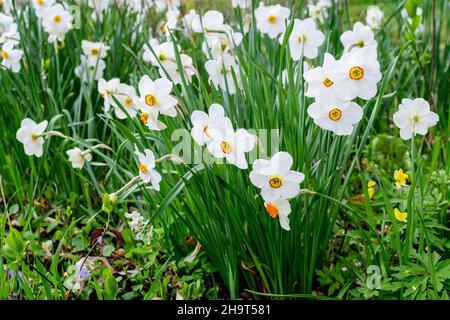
[394,208,407,222]
[394,169,408,188]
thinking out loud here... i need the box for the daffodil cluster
[32,0,73,45]
[0,12,22,73]
[75,40,110,83]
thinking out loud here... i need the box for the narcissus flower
[394,169,409,189]
[75,55,106,83]
[98,78,120,112]
[0,23,20,45]
[366,5,384,29]
[205,54,242,94]
[264,198,292,231]
[340,22,377,54]
[1,40,22,73]
[303,52,338,98]
[307,96,363,135]
[41,4,73,44]
[81,40,110,61]
[202,25,243,59]
[207,129,256,169]
[32,0,55,18]
[191,10,225,34]
[138,108,167,131]
[190,103,233,146]
[329,46,382,100]
[255,4,290,39]
[249,152,305,202]
[138,75,178,117]
[16,118,48,157]
[394,208,407,222]
[279,18,325,60]
[134,148,162,191]
[66,147,92,169]
[307,4,328,24]
[112,83,139,119]
[393,98,439,140]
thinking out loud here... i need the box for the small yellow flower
[367,180,376,199]
[394,169,409,188]
[394,208,407,222]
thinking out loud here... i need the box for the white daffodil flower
[393,98,439,140]
[264,198,292,231]
[303,52,338,98]
[329,46,382,101]
[0,23,20,45]
[182,9,197,33]
[160,53,197,85]
[207,128,256,169]
[134,148,162,191]
[366,5,384,29]
[98,78,121,112]
[75,55,106,83]
[66,147,92,169]
[191,10,226,34]
[32,0,55,19]
[111,83,139,119]
[255,4,290,39]
[279,18,325,60]
[138,75,178,117]
[190,103,233,146]
[202,25,243,59]
[0,13,14,31]
[249,152,305,202]
[138,108,167,131]
[307,4,327,24]
[41,4,73,44]
[340,22,377,54]
[205,53,242,95]
[1,40,22,73]
[307,96,363,136]
[16,118,48,157]
[81,40,110,61]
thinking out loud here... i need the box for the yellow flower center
[124,97,133,107]
[91,48,99,56]
[139,113,149,124]
[138,163,148,174]
[203,125,210,137]
[159,54,166,61]
[349,66,364,80]
[298,34,307,43]
[145,94,156,107]
[411,115,420,124]
[37,0,44,6]
[357,40,365,47]
[1,51,8,59]
[265,203,279,218]
[267,15,277,24]
[328,108,342,121]
[323,77,333,87]
[54,15,61,23]
[220,141,232,154]
[161,22,167,33]
[269,176,283,189]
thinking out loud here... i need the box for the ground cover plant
[0,0,449,300]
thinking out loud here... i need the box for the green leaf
[103,244,115,257]
[3,229,25,261]
[103,268,118,300]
